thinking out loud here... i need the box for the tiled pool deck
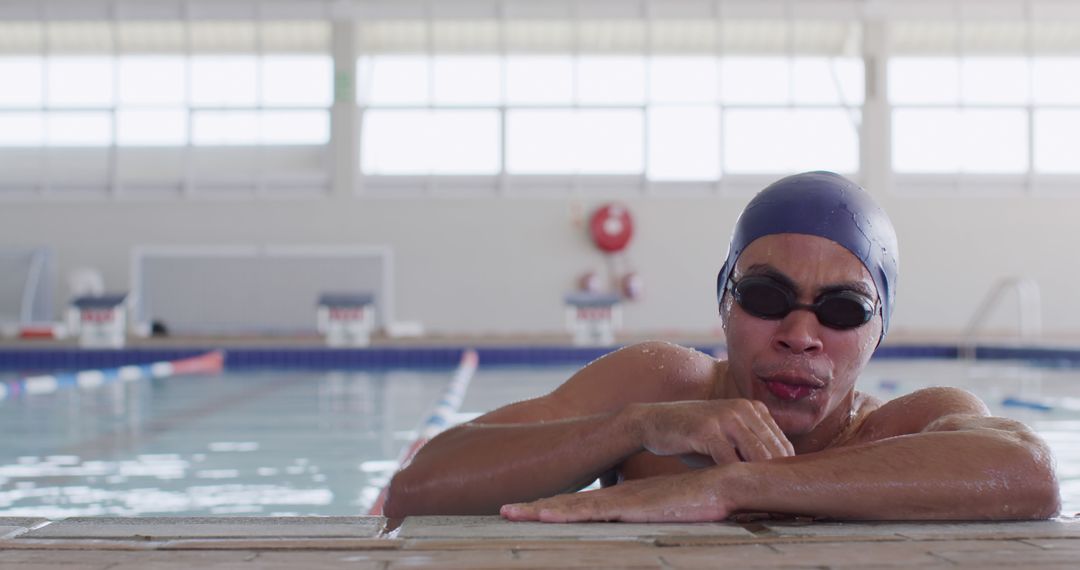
[1,516,1078,569]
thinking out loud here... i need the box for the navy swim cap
[716,171,899,341]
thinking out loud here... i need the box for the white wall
[3,0,1078,341]
[3,185,1078,340]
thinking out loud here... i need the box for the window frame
[355,53,865,197]
[0,20,335,200]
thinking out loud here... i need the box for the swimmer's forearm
[384,407,645,517]
[725,430,1060,520]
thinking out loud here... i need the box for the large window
[9,5,1079,199]
[0,54,330,148]
[890,57,1031,174]
[888,20,1080,178]
[357,54,861,181]
[0,21,332,195]
[356,17,863,186]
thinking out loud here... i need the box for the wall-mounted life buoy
[588,203,634,253]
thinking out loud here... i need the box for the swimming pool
[0,353,1076,517]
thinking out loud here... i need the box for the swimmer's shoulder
[483,341,720,423]
[559,340,722,404]
[846,387,990,445]
[640,340,725,400]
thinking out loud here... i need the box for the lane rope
[368,348,479,516]
[1002,395,1080,413]
[0,351,226,401]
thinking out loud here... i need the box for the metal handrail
[961,277,1042,360]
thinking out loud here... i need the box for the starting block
[317,292,376,347]
[564,292,621,346]
[69,293,128,348]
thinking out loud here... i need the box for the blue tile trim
[0,349,209,372]
[1,343,1079,371]
[873,345,959,360]
[974,345,1080,368]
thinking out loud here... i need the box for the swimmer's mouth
[760,375,824,402]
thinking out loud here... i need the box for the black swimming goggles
[727,275,879,330]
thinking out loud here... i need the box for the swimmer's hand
[630,399,793,466]
[501,468,732,523]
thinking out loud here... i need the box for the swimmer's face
[720,233,882,438]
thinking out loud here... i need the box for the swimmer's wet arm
[498,391,1058,523]
[725,415,1061,520]
[385,396,794,517]
[501,416,1059,523]
[385,341,726,518]
[383,407,647,517]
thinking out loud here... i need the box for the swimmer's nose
[772,307,824,354]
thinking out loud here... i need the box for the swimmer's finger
[538,494,619,523]
[705,440,740,466]
[725,416,774,462]
[504,492,608,522]
[501,502,540,521]
[746,412,793,458]
[503,491,609,523]
[524,474,730,523]
[751,401,795,457]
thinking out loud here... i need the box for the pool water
[0,368,462,517]
[0,358,1076,517]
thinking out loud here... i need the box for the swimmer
[384,171,1060,522]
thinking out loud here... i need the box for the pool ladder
[960,277,1042,360]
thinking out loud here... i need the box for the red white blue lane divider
[0,351,225,401]
[369,348,479,516]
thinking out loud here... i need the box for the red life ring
[588,203,634,253]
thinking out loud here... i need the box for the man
[385,171,1060,522]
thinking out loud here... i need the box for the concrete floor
[1,515,1078,569]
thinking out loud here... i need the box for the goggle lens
[730,276,876,330]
